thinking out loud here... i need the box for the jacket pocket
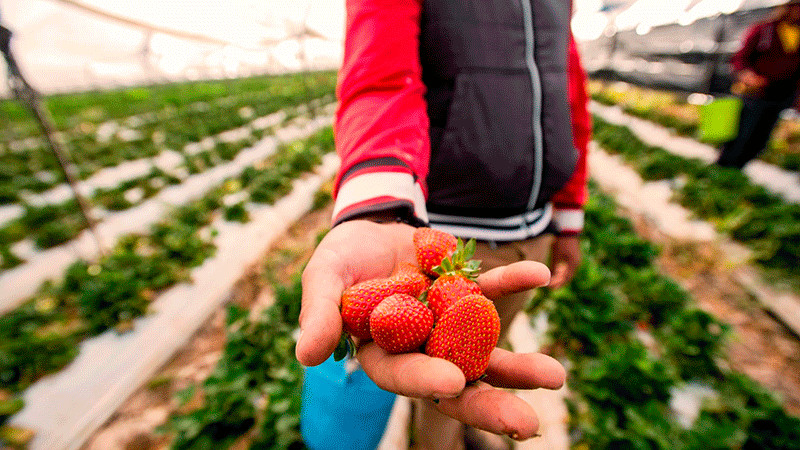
[427,71,535,214]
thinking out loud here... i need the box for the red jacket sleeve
[332,0,430,225]
[551,35,591,235]
[730,23,763,73]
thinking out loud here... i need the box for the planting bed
[0,73,340,448]
[0,72,337,270]
[589,102,800,333]
[588,80,800,172]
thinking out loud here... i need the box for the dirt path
[630,213,800,416]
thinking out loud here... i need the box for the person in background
[297,0,590,448]
[717,0,800,168]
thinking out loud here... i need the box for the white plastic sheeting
[0,0,344,94]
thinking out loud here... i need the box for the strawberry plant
[0,299,83,392]
[0,72,338,211]
[166,277,306,450]
[590,78,800,173]
[532,184,800,448]
[593,116,800,285]
[0,245,22,270]
[0,123,336,394]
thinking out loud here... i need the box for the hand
[738,69,767,90]
[296,220,566,439]
[548,235,581,289]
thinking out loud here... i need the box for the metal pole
[1,23,105,258]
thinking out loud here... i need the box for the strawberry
[341,278,408,340]
[427,274,482,321]
[425,237,482,320]
[370,293,434,353]
[413,228,458,276]
[425,294,500,382]
[391,261,433,297]
[341,268,432,340]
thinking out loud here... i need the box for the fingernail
[432,391,458,399]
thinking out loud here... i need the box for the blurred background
[2,1,800,449]
[0,0,344,94]
[574,0,788,94]
[0,0,788,95]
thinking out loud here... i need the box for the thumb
[295,250,347,366]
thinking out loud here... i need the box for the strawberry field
[1,70,800,450]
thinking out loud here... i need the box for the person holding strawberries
[297,0,591,448]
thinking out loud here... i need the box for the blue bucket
[300,355,397,450]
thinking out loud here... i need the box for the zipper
[520,0,544,213]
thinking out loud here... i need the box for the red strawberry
[425,294,500,382]
[413,228,457,276]
[341,278,407,340]
[427,274,482,321]
[391,261,433,297]
[341,271,432,340]
[370,293,434,353]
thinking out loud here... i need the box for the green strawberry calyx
[432,238,481,280]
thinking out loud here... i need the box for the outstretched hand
[296,220,565,440]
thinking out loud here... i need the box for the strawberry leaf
[463,238,476,260]
[432,238,481,279]
[333,332,355,361]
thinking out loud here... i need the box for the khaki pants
[412,235,554,450]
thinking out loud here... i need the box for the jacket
[332,0,589,241]
[731,18,800,101]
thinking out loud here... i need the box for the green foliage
[245,128,333,205]
[684,373,800,449]
[166,276,306,450]
[593,116,800,286]
[657,308,728,381]
[310,188,332,211]
[0,299,84,392]
[0,245,23,270]
[0,71,338,217]
[533,185,799,448]
[0,122,333,398]
[0,392,24,424]
[223,202,250,223]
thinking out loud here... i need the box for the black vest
[421,0,577,222]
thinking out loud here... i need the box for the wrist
[339,207,424,227]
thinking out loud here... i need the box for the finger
[477,260,551,300]
[561,260,578,287]
[357,342,466,399]
[296,247,348,366]
[433,382,540,440]
[482,348,566,390]
[548,262,568,289]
